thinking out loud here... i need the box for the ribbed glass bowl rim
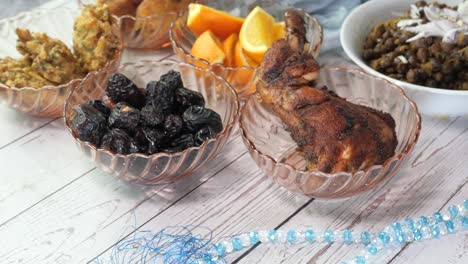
[0,7,123,92]
[64,59,240,159]
[77,0,181,22]
[169,6,323,73]
[239,67,422,178]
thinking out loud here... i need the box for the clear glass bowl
[64,60,239,185]
[170,0,323,100]
[78,0,196,50]
[0,8,122,118]
[239,68,421,199]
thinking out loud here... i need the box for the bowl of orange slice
[170,0,323,100]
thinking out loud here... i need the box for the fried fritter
[16,28,77,84]
[0,57,53,88]
[136,0,193,17]
[97,0,142,17]
[73,4,120,73]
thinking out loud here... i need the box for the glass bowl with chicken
[170,0,323,100]
[0,4,122,118]
[240,10,422,199]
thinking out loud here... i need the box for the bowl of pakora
[170,0,323,100]
[0,4,122,118]
[79,0,196,50]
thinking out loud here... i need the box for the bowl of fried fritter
[240,11,422,199]
[0,4,123,117]
[79,0,195,50]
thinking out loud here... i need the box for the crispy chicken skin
[16,28,77,84]
[73,4,120,73]
[256,10,398,173]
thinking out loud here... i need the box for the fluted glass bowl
[240,68,421,199]
[78,0,197,50]
[0,8,122,118]
[64,60,239,185]
[170,0,323,100]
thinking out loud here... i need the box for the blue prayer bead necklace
[102,199,468,264]
[195,199,468,264]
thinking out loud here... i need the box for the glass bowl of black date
[64,60,239,185]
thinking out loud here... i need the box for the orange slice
[239,6,276,64]
[187,3,244,40]
[234,41,258,68]
[274,21,286,41]
[222,34,238,67]
[231,41,256,88]
[190,30,225,64]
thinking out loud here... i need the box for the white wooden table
[0,1,467,264]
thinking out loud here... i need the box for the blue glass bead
[287,230,297,244]
[413,228,422,241]
[232,237,243,251]
[268,230,278,242]
[433,212,443,223]
[392,222,403,231]
[379,231,390,245]
[430,225,440,238]
[249,231,259,245]
[305,229,315,242]
[448,205,459,219]
[462,216,468,229]
[405,218,415,230]
[418,216,429,226]
[342,230,353,245]
[367,244,378,255]
[355,255,366,264]
[395,230,406,244]
[202,253,213,261]
[214,243,226,257]
[464,199,468,210]
[445,220,455,233]
[360,231,371,245]
[324,229,335,243]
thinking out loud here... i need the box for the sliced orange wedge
[222,34,238,67]
[234,41,258,68]
[239,6,276,64]
[187,3,244,40]
[190,30,225,65]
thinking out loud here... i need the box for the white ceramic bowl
[341,0,467,117]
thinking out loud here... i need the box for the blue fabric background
[287,0,364,51]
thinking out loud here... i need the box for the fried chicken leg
[256,10,398,173]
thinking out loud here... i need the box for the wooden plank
[0,105,54,149]
[235,116,468,264]
[0,119,95,225]
[0,135,248,264]
[92,152,312,263]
